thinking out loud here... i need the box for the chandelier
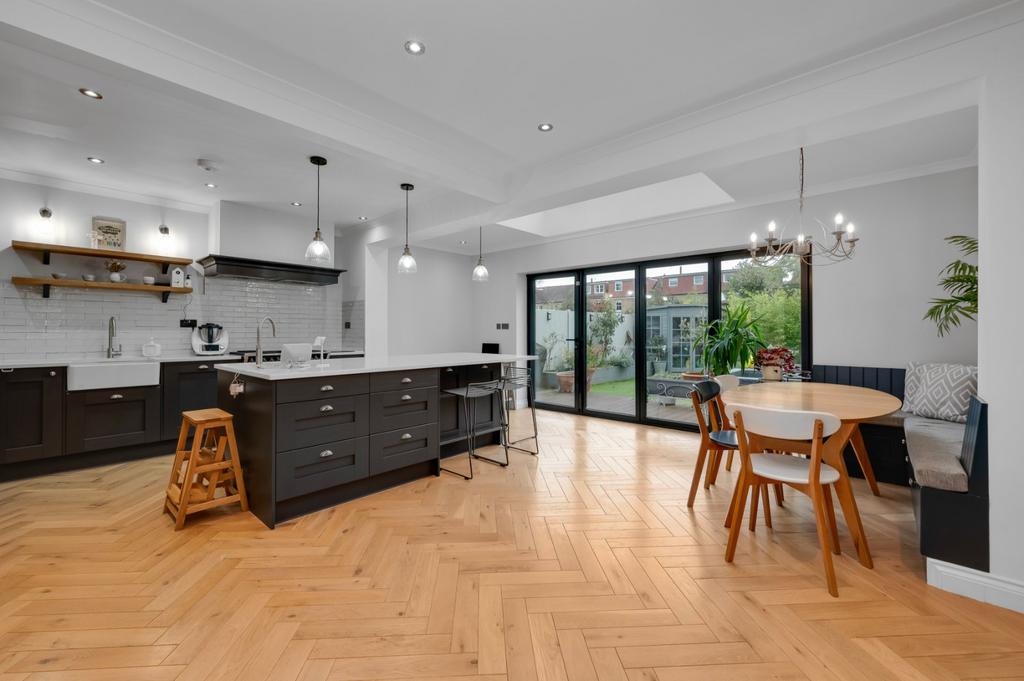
[749,147,859,266]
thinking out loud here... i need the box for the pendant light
[397,183,417,274]
[304,155,332,266]
[472,225,489,282]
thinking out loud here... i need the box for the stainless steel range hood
[197,254,344,286]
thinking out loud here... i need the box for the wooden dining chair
[687,380,738,506]
[725,404,844,596]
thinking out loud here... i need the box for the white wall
[335,226,370,302]
[473,168,978,369]
[386,245,478,355]
[215,201,335,267]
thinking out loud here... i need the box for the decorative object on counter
[755,346,796,382]
[105,259,127,283]
[282,343,313,368]
[91,216,126,250]
[51,272,67,279]
[142,276,156,285]
[748,147,859,267]
[397,183,417,274]
[472,225,489,282]
[925,235,978,337]
[170,266,185,288]
[164,408,249,530]
[142,337,162,358]
[81,274,96,281]
[304,155,332,266]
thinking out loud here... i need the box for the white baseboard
[927,558,1024,613]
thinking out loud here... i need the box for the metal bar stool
[499,365,539,455]
[440,380,509,479]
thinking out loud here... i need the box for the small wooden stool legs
[164,409,248,529]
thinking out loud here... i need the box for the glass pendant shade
[305,155,332,266]
[397,183,417,274]
[472,259,489,282]
[397,245,417,274]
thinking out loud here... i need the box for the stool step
[182,407,234,426]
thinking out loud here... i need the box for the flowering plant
[755,346,796,373]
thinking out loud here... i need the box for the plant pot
[555,371,574,393]
[761,365,783,381]
[681,372,705,381]
[651,361,666,375]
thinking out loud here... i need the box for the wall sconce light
[39,207,52,219]
[158,224,170,235]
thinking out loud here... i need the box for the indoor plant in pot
[699,303,766,377]
[755,346,796,381]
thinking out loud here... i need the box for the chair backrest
[691,380,721,404]
[730,403,841,441]
[689,380,723,435]
[713,374,740,392]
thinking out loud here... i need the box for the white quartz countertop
[215,353,536,381]
[0,354,242,370]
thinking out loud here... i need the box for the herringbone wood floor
[1,411,1023,681]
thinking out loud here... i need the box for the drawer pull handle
[401,394,413,401]
[110,394,124,400]
[321,384,334,392]
[198,364,209,370]
[0,368,13,373]
[445,367,454,373]
[320,404,334,413]
[319,450,334,458]
[400,433,413,441]
[401,377,413,384]
[49,371,57,377]
[481,365,489,369]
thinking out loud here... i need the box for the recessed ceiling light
[357,216,368,221]
[291,201,302,206]
[404,40,426,56]
[78,88,103,99]
[537,122,554,132]
[459,240,468,246]
[86,156,104,164]
[205,183,217,189]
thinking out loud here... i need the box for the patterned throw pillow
[904,362,977,423]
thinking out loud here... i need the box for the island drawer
[370,369,438,393]
[276,395,369,451]
[369,423,439,475]
[276,436,369,501]
[276,374,369,404]
[370,387,438,433]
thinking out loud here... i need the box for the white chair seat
[750,452,840,485]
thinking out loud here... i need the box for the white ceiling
[90,0,1000,166]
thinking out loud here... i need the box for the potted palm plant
[698,303,766,377]
[925,235,977,336]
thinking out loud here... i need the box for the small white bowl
[142,276,156,285]
[81,274,96,282]
[51,272,67,280]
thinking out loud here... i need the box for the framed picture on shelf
[91,217,126,250]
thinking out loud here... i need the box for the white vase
[762,365,782,381]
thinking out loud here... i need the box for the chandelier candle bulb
[834,213,845,226]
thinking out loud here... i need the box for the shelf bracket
[161,291,170,303]
[42,284,50,299]
[161,263,169,275]
[41,250,50,266]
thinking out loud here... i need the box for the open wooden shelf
[11,240,193,273]
[11,277,192,303]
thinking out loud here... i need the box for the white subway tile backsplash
[0,276,364,361]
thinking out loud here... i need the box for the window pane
[644,262,708,424]
[584,269,635,416]
[533,275,576,409]
[720,255,803,369]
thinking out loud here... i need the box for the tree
[725,258,798,297]
[588,305,619,366]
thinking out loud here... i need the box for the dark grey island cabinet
[217,353,529,528]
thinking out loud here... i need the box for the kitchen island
[216,353,533,528]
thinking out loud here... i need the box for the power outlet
[180,319,197,329]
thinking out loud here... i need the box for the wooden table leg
[824,423,873,568]
[849,424,881,496]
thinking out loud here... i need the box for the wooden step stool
[164,408,249,530]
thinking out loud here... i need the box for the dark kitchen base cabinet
[161,359,240,440]
[66,386,162,454]
[0,367,65,464]
[220,361,504,529]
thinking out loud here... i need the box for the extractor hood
[197,254,344,286]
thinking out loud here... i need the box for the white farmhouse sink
[67,361,161,391]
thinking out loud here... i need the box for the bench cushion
[904,416,968,492]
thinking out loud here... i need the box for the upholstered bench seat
[904,416,968,492]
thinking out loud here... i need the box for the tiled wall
[0,276,360,361]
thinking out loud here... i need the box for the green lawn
[589,379,636,396]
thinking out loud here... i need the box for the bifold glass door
[582,268,637,417]
[531,273,579,411]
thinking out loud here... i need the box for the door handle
[319,450,334,458]
[445,367,454,373]
[320,384,334,392]
[320,404,334,413]
[110,394,124,400]
[400,433,412,441]
[401,377,413,384]
[401,394,412,401]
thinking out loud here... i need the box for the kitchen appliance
[229,349,364,363]
[192,323,229,355]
